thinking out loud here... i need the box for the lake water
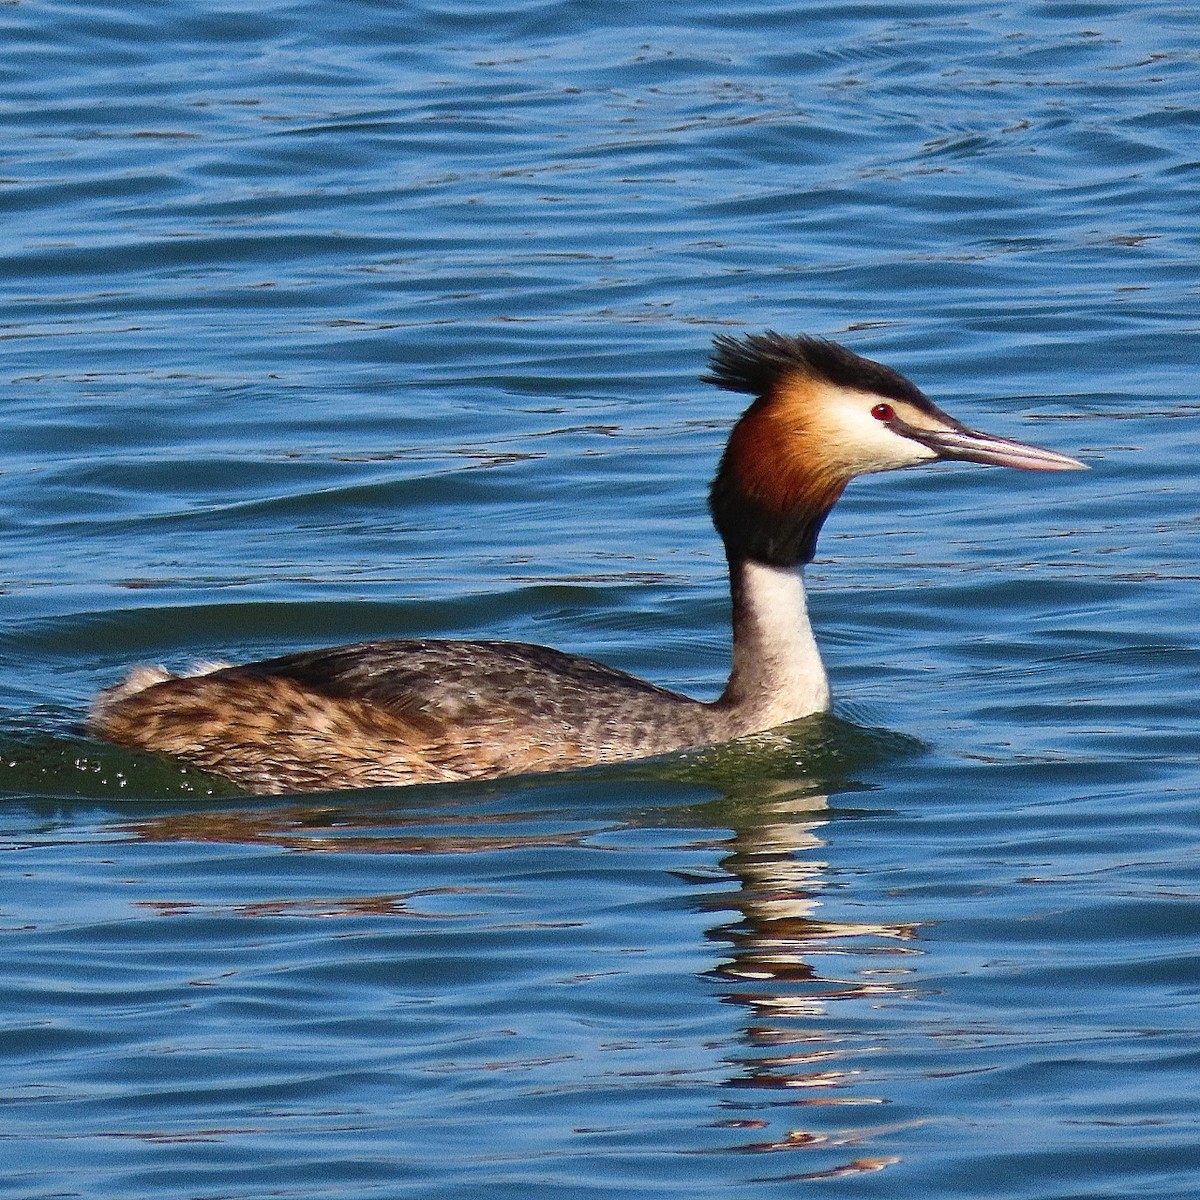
[3,2,1199,1196]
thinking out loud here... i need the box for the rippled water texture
[3,3,1199,1197]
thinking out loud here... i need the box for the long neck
[717,555,830,731]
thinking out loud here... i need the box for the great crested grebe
[89,333,1084,794]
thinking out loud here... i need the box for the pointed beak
[900,420,1087,472]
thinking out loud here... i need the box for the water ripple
[2,1,1200,1197]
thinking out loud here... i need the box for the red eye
[871,402,895,422]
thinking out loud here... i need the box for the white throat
[723,559,830,730]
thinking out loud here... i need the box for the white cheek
[825,393,938,474]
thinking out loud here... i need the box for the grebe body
[89,334,1083,794]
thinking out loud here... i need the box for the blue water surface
[2,2,1199,1197]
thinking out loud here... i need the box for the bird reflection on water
[700,781,921,1179]
[113,746,924,1180]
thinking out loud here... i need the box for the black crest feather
[703,331,928,408]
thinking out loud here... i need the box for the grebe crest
[89,332,1085,794]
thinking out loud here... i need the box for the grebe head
[706,332,1085,567]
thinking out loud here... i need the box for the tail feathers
[89,661,230,729]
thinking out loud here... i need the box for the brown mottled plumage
[93,641,733,794]
[89,333,1085,794]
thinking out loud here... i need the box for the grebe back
[89,333,1084,794]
